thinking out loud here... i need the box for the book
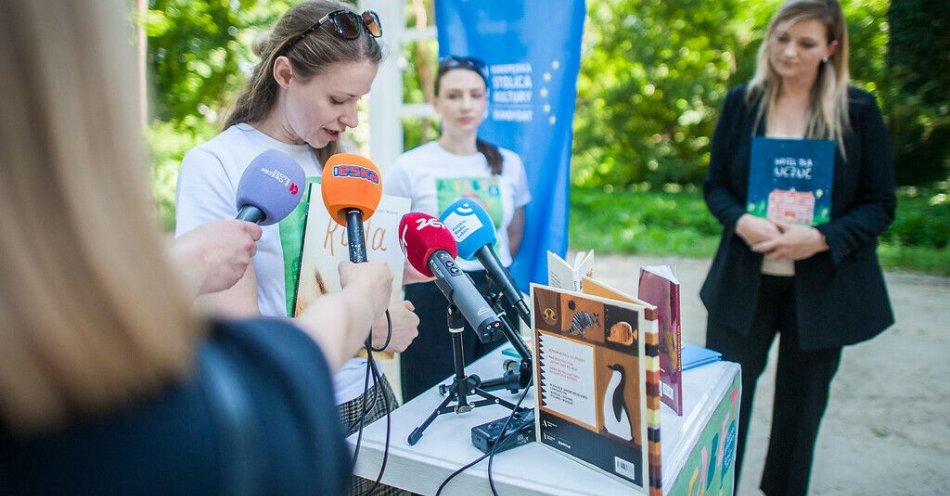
[681,344,722,371]
[747,137,835,226]
[547,250,594,292]
[637,265,684,416]
[531,279,662,494]
[294,182,411,357]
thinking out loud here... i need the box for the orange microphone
[321,153,383,263]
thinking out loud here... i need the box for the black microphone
[399,213,504,343]
[440,199,530,325]
[321,153,383,263]
[234,149,306,225]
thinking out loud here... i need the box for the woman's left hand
[751,220,829,261]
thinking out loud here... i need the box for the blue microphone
[440,199,530,325]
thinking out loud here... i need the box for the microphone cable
[435,383,532,496]
[349,310,395,496]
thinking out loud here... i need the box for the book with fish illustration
[531,280,662,494]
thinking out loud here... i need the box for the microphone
[321,153,383,263]
[235,149,306,225]
[440,199,530,325]
[399,212,503,343]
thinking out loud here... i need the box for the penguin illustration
[603,364,633,441]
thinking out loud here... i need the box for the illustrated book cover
[531,280,663,495]
[747,137,835,225]
[293,182,410,356]
[637,265,683,416]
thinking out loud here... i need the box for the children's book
[532,277,663,495]
[293,182,410,357]
[681,344,722,371]
[747,137,835,226]
[637,265,683,416]
[547,250,594,292]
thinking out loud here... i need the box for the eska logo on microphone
[331,164,380,185]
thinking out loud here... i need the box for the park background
[140,0,947,275]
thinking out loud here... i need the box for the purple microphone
[235,149,306,225]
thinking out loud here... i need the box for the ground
[593,254,950,496]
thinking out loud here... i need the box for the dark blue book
[747,137,835,226]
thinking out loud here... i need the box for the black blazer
[700,84,896,350]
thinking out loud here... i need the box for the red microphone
[321,153,382,263]
[399,213,502,342]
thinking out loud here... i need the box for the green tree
[883,0,950,184]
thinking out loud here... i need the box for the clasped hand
[735,214,828,261]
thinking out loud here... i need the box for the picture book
[747,137,835,225]
[294,182,410,357]
[637,265,684,416]
[531,281,662,495]
[547,250,595,292]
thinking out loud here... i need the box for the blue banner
[435,0,586,290]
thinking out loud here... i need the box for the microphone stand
[407,305,519,446]
[477,285,533,394]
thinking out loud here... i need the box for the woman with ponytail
[385,55,531,401]
[700,1,896,494]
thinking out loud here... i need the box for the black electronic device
[471,408,535,454]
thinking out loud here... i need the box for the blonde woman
[0,0,393,493]
[700,1,895,494]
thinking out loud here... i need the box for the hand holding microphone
[440,199,531,325]
[399,212,503,343]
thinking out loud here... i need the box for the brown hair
[747,0,851,154]
[435,58,503,175]
[0,0,200,434]
[224,0,383,165]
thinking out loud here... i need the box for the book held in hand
[747,137,835,226]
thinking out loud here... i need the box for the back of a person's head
[0,0,199,435]
[224,0,385,131]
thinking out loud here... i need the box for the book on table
[637,265,684,416]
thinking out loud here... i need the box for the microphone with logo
[398,212,503,343]
[440,198,531,325]
[440,199,533,393]
[235,149,306,225]
[321,153,383,263]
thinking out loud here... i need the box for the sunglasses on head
[283,9,382,54]
[439,55,489,83]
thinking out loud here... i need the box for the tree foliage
[572,0,897,188]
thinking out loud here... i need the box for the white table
[348,349,740,495]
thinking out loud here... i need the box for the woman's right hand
[734,214,782,248]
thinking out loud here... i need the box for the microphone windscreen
[321,153,383,226]
[439,199,497,260]
[235,149,306,226]
[399,212,458,277]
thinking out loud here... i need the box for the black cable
[369,309,393,352]
[353,314,394,496]
[435,384,532,496]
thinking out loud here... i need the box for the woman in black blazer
[700,1,895,494]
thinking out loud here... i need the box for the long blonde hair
[224,0,384,165]
[747,0,851,152]
[0,0,200,434]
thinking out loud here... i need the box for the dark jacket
[700,84,896,350]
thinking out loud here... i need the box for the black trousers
[706,275,841,496]
[400,271,514,402]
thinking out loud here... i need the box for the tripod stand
[407,305,519,446]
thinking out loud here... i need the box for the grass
[568,184,950,277]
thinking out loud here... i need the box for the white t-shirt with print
[175,123,373,405]
[385,141,532,272]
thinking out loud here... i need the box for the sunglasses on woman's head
[283,9,382,54]
[439,55,489,82]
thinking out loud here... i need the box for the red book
[638,265,683,416]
